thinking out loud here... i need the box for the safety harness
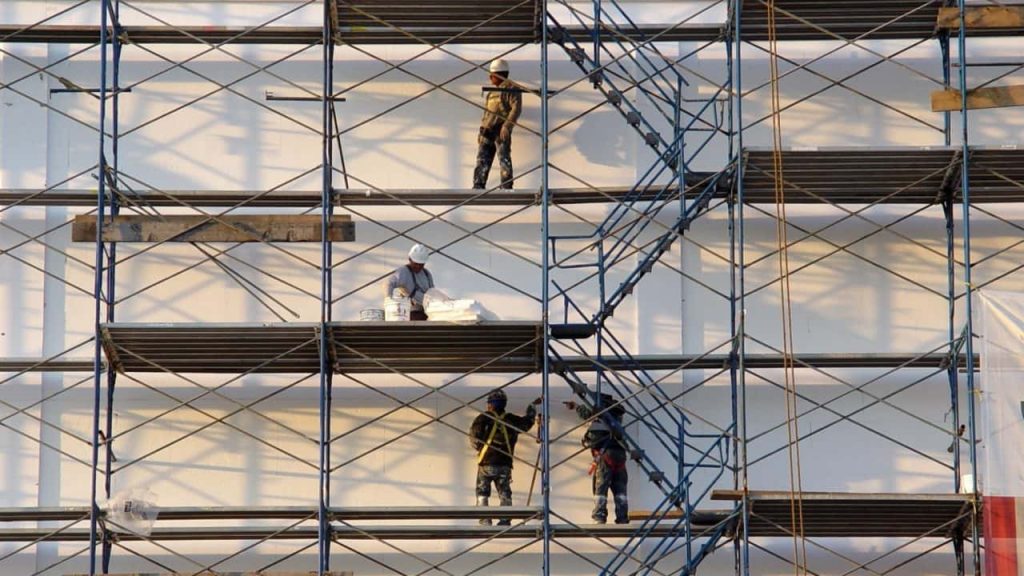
[404,264,434,307]
[477,414,512,464]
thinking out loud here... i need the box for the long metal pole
[89,1,111,573]
[319,0,335,572]
[732,1,750,575]
[944,193,960,492]
[101,2,123,572]
[940,35,951,147]
[541,1,552,574]
[945,197,965,576]
[955,2,981,574]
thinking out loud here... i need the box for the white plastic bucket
[960,473,975,494]
[360,308,384,321]
[384,296,410,322]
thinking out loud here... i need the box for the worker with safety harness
[470,389,540,525]
[565,392,630,524]
[384,244,435,320]
[473,58,522,190]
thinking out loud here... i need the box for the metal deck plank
[0,506,542,522]
[0,24,720,45]
[0,185,700,207]
[100,324,978,374]
[0,523,721,541]
[713,490,975,538]
[742,147,1024,203]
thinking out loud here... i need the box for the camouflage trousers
[473,127,513,189]
[476,464,513,526]
[592,449,629,524]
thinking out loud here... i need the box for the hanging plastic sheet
[978,289,1024,574]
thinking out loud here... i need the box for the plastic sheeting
[977,290,1024,576]
[978,289,1024,497]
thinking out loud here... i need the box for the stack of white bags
[423,289,497,324]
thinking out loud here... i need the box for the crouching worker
[565,393,629,524]
[384,243,434,320]
[470,389,540,525]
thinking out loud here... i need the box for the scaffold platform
[88,322,981,374]
[0,493,975,542]
[6,148,1023,208]
[712,490,975,538]
[742,147,1024,203]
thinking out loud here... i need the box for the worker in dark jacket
[565,393,629,524]
[470,389,539,525]
[473,58,522,190]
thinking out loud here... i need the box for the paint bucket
[360,308,384,321]
[960,473,975,494]
[384,292,410,322]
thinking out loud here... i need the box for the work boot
[477,496,491,526]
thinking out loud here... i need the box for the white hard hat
[488,58,509,74]
[408,243,430,264]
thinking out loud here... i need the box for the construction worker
[470,389,540,525]
[565,393,629,524]
[473,58,522,190]
[384,244,434,320]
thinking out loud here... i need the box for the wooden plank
[937,6,1024,29]
[628,509,685,521]
[72,214,354,243]
[931,84,1024,112]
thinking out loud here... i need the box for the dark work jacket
[470,405,536,467]
[577,405,626,453]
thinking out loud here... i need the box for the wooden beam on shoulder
[72,214,354,243]
[937,6,1024,29]
[931,84,1024,112]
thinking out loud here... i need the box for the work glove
[562,400,577,411]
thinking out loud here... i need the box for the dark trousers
[476,464,513,502]
[476,464,513,525]
[473,127,513,189]
[410,309,427,321]
[592,449,629,523]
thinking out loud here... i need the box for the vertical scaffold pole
[955,1,980,575]
[940,34,951,147]
[90,1,112,573]
[541,1,552,573]
[592,0,601,77]
[101,1,123,572]
[320,0,336,572]
[945,191,965,576]
[731,1,750,575]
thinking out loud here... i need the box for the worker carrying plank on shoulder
[473,58,522,190]
[470,389,541,525]
[565,393,630,524]
[384,244,434,320]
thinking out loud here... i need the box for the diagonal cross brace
[593,170,724,326]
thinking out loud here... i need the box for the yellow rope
[766,2,808,574]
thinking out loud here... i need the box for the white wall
[2,0,1023,574]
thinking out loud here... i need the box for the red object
[986,496,1022,575]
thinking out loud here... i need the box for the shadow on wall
[573,109,631,167]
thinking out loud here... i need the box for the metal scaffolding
[1,0,1022,574]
